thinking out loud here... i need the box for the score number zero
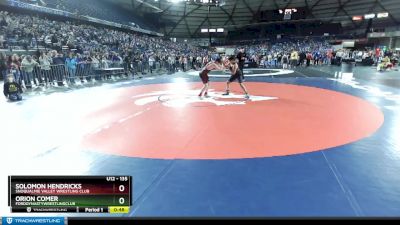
[117,184,126,205]
[106,177,129,205]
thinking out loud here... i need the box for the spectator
[267,53,272,68]
[175,55,180,72]
[148,54,155,74]
[0,34,5,48]
[10,54,22,85]
[21,55,39,88]
[168,55,174,73]
[306,52,312,67]
[92,55,100,70]
[299,51,306,67]
[39,52,52,86]
[123,53,132,77]
[290,49,298,69]
[180,56,185,72]
[4,74,23,102]
[273,52,278,67]
[277,53,282,67]
[65,53,77,84]
[196,56,202,69]
[282,53,289,70]
[313,51,321,65]
[0,53,7,80]
[377,56,393,71]
[52,53,66,86]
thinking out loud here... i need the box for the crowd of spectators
[0,10,211,89]
[236,39,332,68]
[1,8,398,101]
[226,38,398,70]
[222,38,334,69]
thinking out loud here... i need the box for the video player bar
[0,217,196,225]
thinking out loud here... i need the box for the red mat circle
[81,82,384,159]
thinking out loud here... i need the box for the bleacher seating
[16,0,152,30]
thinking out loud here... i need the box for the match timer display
[8,176,132,214]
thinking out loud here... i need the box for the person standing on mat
[223,56,250,99]
[198,57,225,98]
[237,48,246,80]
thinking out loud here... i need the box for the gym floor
[1,66,399,217]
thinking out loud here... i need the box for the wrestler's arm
[208,62,225,71]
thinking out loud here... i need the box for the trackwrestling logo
[2,217,64,225]
[132,89,278,108]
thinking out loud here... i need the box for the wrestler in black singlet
[228,65,243,83]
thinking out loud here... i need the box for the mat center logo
[132,89,278,107]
